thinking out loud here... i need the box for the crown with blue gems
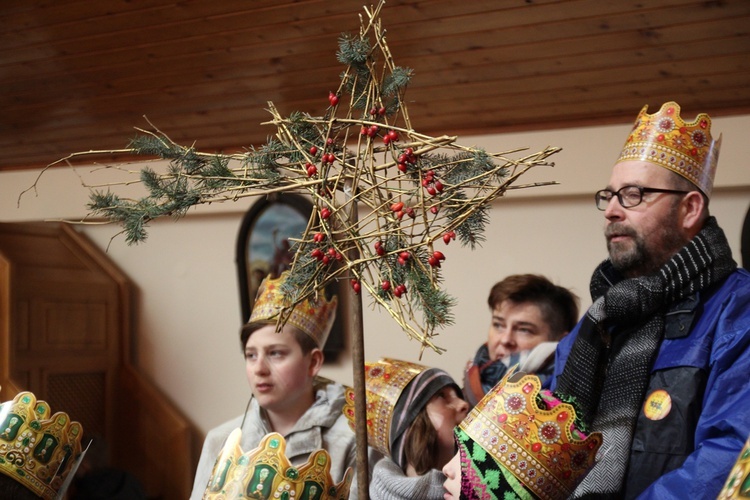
[458,368,602,500]
[617,101,721,197]
[0,391,84,499]
[248,271,338,348]
[203,429,352,500]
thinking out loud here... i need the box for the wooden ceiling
[2,0,750,171]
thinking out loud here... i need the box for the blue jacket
[550,268,750,499]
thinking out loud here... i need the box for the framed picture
[236,193,345,361]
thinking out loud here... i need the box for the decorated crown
[342,358,427,456]
[458,369,602,500]
[617,101,721,197]
[203,429,352,500]
[718,434,750,499]
[248,271,338,348]
[0,391,84,499]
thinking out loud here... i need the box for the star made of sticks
[25,1,560,353]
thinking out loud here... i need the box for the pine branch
[39,0,562,352]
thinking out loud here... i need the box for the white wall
[2,117,749,434]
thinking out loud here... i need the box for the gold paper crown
[0,391,84,499]
[203,429,352,500]
[718,435,750,499]
[459,369,602,500]
[617,101,721,197]
[342,358,426,456]
[249,271,338,348]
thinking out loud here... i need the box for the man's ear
[681,191,706,232]
[308,348,324,377]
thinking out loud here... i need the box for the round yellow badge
[643,389,672,421]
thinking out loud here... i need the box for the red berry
[387,130,398,141]
[443,233,452,244]
[378,106,387,115]
[433,250,446,261]
[370,107,378,116]
[430,206,439,215]
[322,255,330,265]
[395,210,404,220]
[374,240,382,248]
[383,135,391,145]
[327,137,334,145]
[381,281,391,291]
[320,208,331,219]
[335,252,343,261]
[428,256,440,267]
[314,232,325,242]
[399,251,410,260]
[435,180,444,192]
[361,126,368,135]
[405,148,414,156]
[390,202,404,212]
[376,246,386,256]
[398,153,408,164]
[397,257,406,266]
[397,162,408,173]
[352,281,361,294]
[311,248,324,260]
[405,207,415,219]
[309,146,318,156]
[307,165,317,177]
[330,95,339,106]
[427,186,437,196]
[328,248,337,257]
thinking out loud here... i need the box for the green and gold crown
[203,429,352,500]
[459,369,602,500]
[0,391,84,499]
[248,271,338,348]
[617,101,721,197]
[342,358,426,456]
[718,434,750,499]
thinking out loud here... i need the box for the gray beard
[606,224,687,278]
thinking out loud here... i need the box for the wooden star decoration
[25,1,560,355]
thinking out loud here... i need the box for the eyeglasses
[594,185,690,211]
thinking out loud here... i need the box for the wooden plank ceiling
[2,0,750,171]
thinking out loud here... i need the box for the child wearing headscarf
[343,358,469,499]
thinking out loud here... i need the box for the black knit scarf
[555,217,737,497]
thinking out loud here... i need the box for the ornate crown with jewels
[617,101,721,197]
[341,358,426,456]
[248,271,338,348]
[203,429,352,500]
[717,434,750,499]
[0,391,84,499]
[459,369,602,500]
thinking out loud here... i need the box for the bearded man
[548,102,750,499]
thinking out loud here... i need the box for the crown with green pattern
[203,429,352,500]
[0,391,84,499]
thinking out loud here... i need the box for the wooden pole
[345,196,369,500]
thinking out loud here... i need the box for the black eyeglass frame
[594,185,690,211]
